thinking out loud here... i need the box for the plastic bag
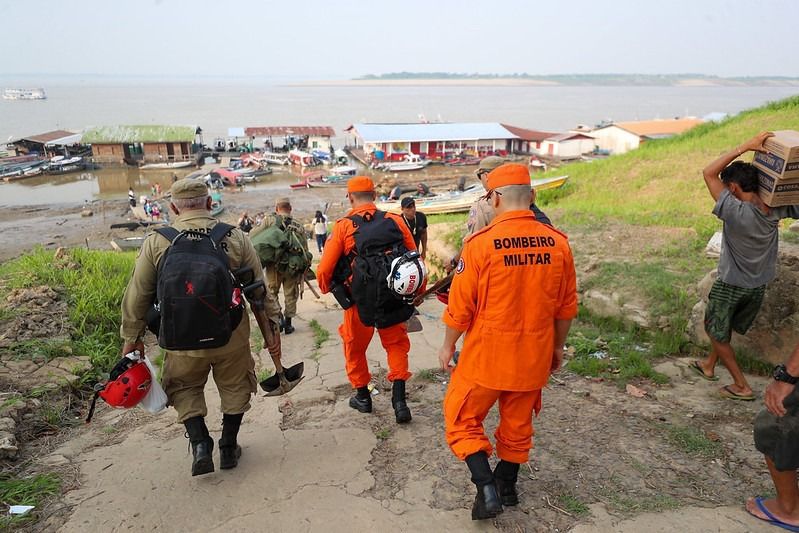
[139,356,168,414]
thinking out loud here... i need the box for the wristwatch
[772,364,799,384]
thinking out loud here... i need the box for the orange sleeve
[316,219,348,294]
[442,238,480,331]
[555,241,578,320]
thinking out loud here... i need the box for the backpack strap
[154,226,180,243]
[209,222,234,246]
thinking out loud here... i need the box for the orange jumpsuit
[443,210,578,463]
[317,203,418,388]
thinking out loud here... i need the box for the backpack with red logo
[152,223,243,350]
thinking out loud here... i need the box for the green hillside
[539,95,799,240]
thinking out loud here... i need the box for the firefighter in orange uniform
[317,176,419,423]
[438,163,578,520]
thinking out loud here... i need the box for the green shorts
[703,279,765,343]
[754,386,799,471]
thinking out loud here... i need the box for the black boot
[466,451,502,520]
[348,386,372,413]
[184,416,214,476]
[391,380,412,424]
[278,316,285,333]
[283,316,295,335]
[219,413,243,470]
[494,460,520,506]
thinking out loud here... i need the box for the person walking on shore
[316,176,420,424]
[691,132,799,400]
[120,179,283,476]
[313,210,328,253]
[438,164,577,520]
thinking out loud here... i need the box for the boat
[140,161,193,170]
[46,156,86,175]
[311,149,332,162]
[289,173,351,189]
[377,161,431,172]
[3,88,46,100]
[288,149,318,167]
[376,184,485,215]
[2,160,49,181]
[110,236,146,251]
[530,174,569,191]
[329,165,357,176]
[260,152,290,165]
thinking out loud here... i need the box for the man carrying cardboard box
[691,132,799,400]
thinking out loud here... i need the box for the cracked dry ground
[49,294,776,532]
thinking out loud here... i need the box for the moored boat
[110,236,146,251]
[530,174,569,191]
[140,161,193,170]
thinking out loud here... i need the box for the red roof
[20,130,77,143]
[501,124,556,142]
[244,126,335,137]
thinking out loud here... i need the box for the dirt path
[32,279,776,532]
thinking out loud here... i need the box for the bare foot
[746,496,799,527]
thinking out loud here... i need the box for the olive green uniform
[252,213,308,319]
[120,210,281,423]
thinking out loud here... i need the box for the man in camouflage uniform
[120,179,283,477]
[251,197,309,334]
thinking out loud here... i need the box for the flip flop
[689,361,719,381]
[719,385,755,401]
[748,496,799,532]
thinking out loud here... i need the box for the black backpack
[152,223,243,350]
[346,211,414,329]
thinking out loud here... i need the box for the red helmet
[98,361,152,409]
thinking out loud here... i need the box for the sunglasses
[475,169,489,179]
[481,189,502,201]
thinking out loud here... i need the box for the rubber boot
[184,416,214,476]
[466,451,502,520]
[278,316,285,333]
[391,380,412,424]
[219,413,243,470]
[283,316,295,335]
[349,386,372,413]
[494,460,520,506]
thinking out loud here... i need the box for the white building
[591,118,704,154]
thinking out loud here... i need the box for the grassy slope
[538,95,799,240]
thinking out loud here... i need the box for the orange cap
[347,176,375,193]
[485,163,530,190]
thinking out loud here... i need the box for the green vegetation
[0,248,135,377]
[557,493,590,516]
[662,423,723,457]
[250,327,264,353]
[309,319,331,361]
[540,95,799,239]
[602,491,680,514]
[415,368,440,382]
[566,309,670,385]
[257,367,273,382]
[375,427,391,440]
[0,473,61,528]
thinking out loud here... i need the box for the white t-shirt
[313,216,328,235]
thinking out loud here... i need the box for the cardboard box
[755,130,799,206]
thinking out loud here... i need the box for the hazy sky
[1,0,797,79]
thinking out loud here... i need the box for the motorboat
[329,165,357,176]
[140,161,193,170]
[288,149,318,167]
[47,156,86,175]
[376,184,485,215]
[3,88,46,100]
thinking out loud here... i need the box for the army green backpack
[251,215,312,275]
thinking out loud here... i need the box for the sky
[1,0,797,80]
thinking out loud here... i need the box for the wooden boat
[376,184,485,215]
[260,152,290,165]
[140,161,193,170]
[329,165,357,176]
[47,156,86,175]
[377,161,430,172]
[110,236,146,251]
[531,174,569,191]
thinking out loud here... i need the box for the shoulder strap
[154,226,180,242]
[210,222,234,245]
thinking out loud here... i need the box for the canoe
[110,236,146,251]
[376,184,484,215]
[531,174,569,191]
[140,161,193,170]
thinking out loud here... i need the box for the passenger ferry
[2,88,47,100]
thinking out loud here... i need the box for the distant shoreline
[288,78,799,88]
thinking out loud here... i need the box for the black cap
[401,197,416,208]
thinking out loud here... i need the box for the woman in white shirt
[312,210,328,253]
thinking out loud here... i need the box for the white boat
[140,161,193,170]
[260,152,290,165]
[3,88,46,100]
[376,184,485,215]
[47,156,85,174]
[329,165,357,176]
[378,160,431,172]
[289,149,317,167]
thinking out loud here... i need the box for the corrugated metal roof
[82,125,198,144]
[501,124,555,142]
[349,123,518,143]
[546,132,594,142]
[245,126,335,137]
[16,130,77,144]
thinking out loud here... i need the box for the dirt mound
[1,286,70,344]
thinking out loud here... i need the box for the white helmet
[387,251,426,298]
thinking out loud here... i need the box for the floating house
[244,126,336,151]
[345,122,520,161]
[10,130,85,157]
[590,118,704,154]
[82,125,202,165]
[500,124,556,154]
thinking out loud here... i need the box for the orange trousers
[338,306,412,388]
[444,369,542,464]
